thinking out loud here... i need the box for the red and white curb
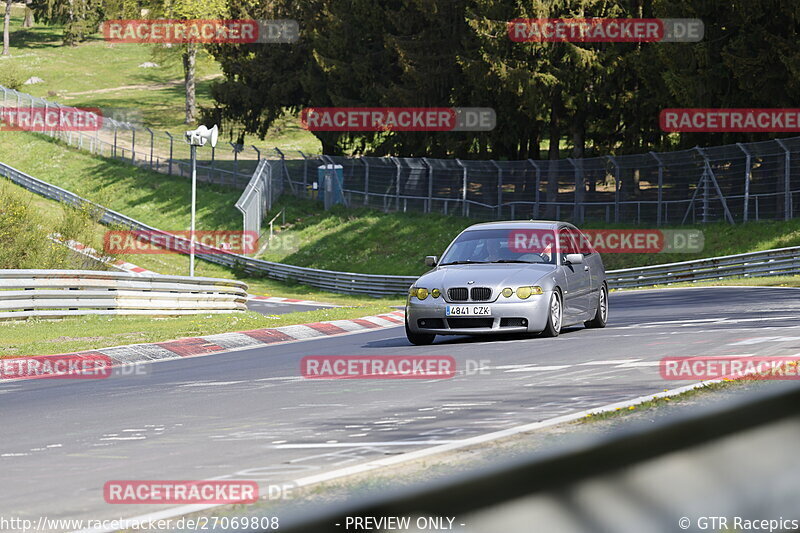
[3,311,406,382]
[49,234,155,275]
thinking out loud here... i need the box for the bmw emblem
[467,280,475,284]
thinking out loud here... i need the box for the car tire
[405,317,436,345]
[539,290,562,338]
[584,283,608,329]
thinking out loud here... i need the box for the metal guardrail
[269,383,800,533]
[3,160,800,296]
[607,246,800,289]
[0,270,248,320]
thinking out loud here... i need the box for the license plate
[446,305,491,316]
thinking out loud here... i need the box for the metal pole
[776,139,792,221]
[650,151,664,226]
[145,127,154,169]
[736,143,751,222]
[423,158,433,213]
[567,158,583,224]
[490,160,502,219]
[456,159,468,216]
[607,156,620,223]
[166,132,174,175]
[190,144,197,277]
[392,157,402,211]
[363,158,370,205]
[528,159,540,219]
[131,127,136,163]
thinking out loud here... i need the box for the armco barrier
[0,270,248,320]
[3,160,800,296]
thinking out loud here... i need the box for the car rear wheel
[405,317,436,345]
[539,291,562,338]
[584,283,608,329]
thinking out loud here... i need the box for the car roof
[461,220,569,231]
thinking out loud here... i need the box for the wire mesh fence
[4,84,800,226]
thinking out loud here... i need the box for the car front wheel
[539,290,562,338]
[584,283,608,329]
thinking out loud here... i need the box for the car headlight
[431,288,441,298]
[502,287,513,298]
[516,286,543,299]
[416,288,429,300]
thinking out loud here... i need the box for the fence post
[297,150,308,192]
[165,132,174,175]
[736,142,751,222]
[144,127,154,170]
[456,158,468,216]
[775,139,792,221]
[391,157,402,211]
[695,146,734,224]
[490,160,502,219]
[650,151,664,226]
[130,126,136,163]
[528,159,540,219]
[230,143,240,187]
[567,158,583,224]
[422,158,433,213]
[363,158,370,205]
[607,156,620,223]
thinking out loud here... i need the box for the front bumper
[405,292,552,335]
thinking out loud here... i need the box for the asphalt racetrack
[1,287,799,525]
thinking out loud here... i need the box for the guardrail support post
[776,139,792,221]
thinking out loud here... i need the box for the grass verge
[0,305,396,358]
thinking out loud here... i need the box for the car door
[558,226,592,322]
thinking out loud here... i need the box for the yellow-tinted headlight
[409,287,417,298]
[502,287,513,298]
[416,288,429,300]
[516,286,544,299]
[431,288,441,298]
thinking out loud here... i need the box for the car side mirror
[424,255,438,267]
[564,253,584,265]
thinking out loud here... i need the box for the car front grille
[448,287,468,301]
[470,287,492,301]
[447,318,494,329]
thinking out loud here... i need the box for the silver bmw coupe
[405,221,608,345]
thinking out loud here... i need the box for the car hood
[416,263,557,290]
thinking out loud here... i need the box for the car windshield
[439,228,556,265]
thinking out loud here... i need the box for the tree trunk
[2,0,11,56]
[545,90,562,218]
[183,43,197,124]
[22,0,33,28]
